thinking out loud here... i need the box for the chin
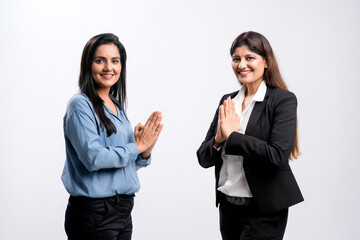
[237,78,248,85]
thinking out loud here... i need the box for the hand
[135,123,163,159]
[134,111,163,156]
[219,97,240,140]
[214,110,226,148]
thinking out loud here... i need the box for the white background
[1,0,359,239]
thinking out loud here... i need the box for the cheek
[91,64,100,75]
[251,63,264,73]
[91,69,96,79]
[231,63,238,72]
[115,65,122,74]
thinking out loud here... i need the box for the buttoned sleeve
[64,104,139,172]
[135,155,152,170]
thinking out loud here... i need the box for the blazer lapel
[245,87,271,135]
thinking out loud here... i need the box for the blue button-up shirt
[61,92,151,198]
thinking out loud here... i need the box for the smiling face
[91,43,121,92]
[231,45,267,87]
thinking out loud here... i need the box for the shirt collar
[252,81,267,102]
[234,81,267,103]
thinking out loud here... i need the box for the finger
[227,97,232,115]
[224,99,230,118]
[154,114,162,128]
[219,105,224,121]
[155,124,164,135]
[134,122,141,132]
[217,108,221,124]
[152,125,163,143]
[142,113,157,135]
[146,123,163,148]
[216,111,221,136]
[138,124,144,131]
[229,98,236,115]
[152,111,161,124]
[144,111,157,128]
[143,111,161,137]
[150,111,162,128]
[150,124,164,148]
[147,112,160,131]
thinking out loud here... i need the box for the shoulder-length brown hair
[230,31,300,159]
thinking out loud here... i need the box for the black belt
[220,192,252,206]
[70,193,135,204]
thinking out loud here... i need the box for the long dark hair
[79,33,127,137]
[230,31,300,159]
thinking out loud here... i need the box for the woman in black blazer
[197,31,303,240]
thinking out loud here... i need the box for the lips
[239,70,252,77]
[100,74,113,80]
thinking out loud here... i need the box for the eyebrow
[232,54,256,58]
[94,56,121,59]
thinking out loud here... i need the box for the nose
[237,60,246,69]
[103,61,112,71]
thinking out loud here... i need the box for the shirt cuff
[127,143,140,161]
[213,145,221,151]
[136,154,152,169]
[139,153,152,161]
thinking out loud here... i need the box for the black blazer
[197,85,304,212]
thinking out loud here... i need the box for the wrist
[141,151,151,159]
[224,130,235,140]
[134,142,145,154]
[213,137,223,148]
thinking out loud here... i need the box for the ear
[264,58,269,69]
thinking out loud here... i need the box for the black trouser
[219,194,288,240]
[65,194,134,240]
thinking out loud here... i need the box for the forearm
[225,132,293,168]
[197,137,221,168]
[224,90,298,168]
[80,142,139,172]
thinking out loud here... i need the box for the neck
[96,88,111,101]
[245,80,262,96]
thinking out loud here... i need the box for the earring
[265,66,268,69]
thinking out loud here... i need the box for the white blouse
[217,81,267,197]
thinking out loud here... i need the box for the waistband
[219,191,252,206]
[69,193,135,202]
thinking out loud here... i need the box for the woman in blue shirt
[61,33,163,240]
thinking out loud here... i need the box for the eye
[94,59,104,64]
[232,58,240,63]
[112,59,120,64]
[246,56,255,61]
